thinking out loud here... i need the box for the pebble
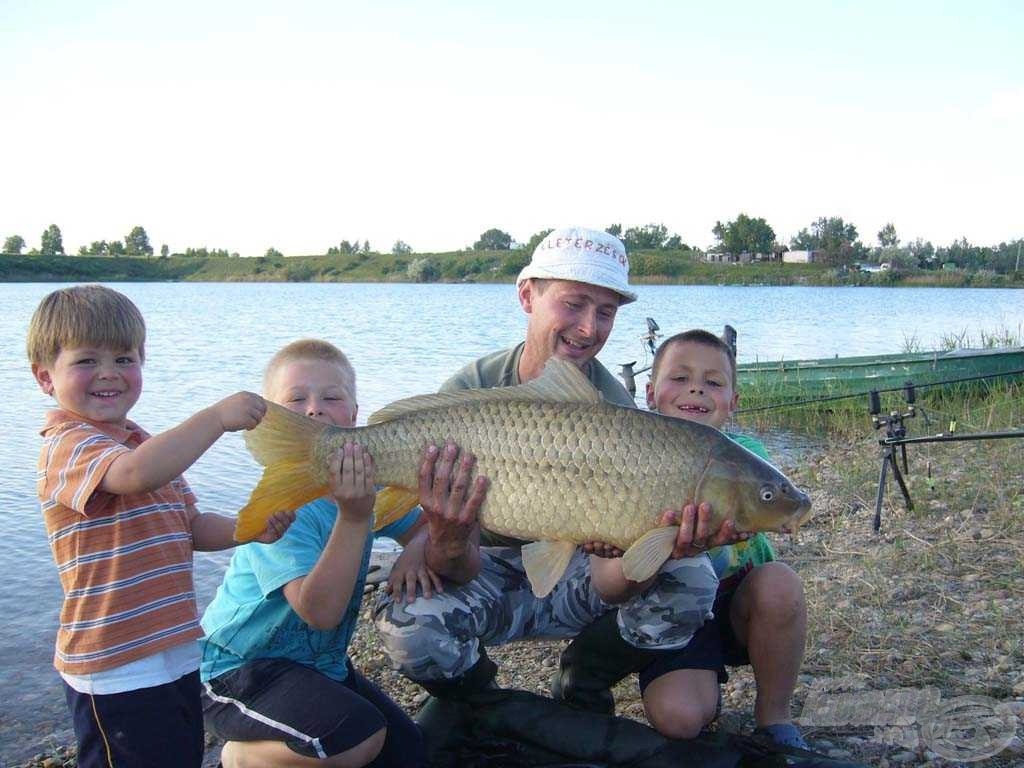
[1004,736,1024,755]
[827,748,852,758]
[890,750,917,764]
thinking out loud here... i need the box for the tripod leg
[890,453,914,511]
[900,444,910,474]
[873,449,890,532]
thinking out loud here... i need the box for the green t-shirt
[441,343,635,546]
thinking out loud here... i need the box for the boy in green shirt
[644,329,809,750]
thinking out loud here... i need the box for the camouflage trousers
[373,546,717,683]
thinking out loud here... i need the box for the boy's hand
[386,542,445,603]
[328,443,376,522]
[582,541,624,558]
[215,392,267,432]
[252,510,297,543]
[419,442,488,559]
[660,502,748,559]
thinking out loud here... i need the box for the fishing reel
[869,381,916,436]
[642,317,661,356]
[620,318,663,397]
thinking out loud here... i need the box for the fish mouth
[779,497,813,534]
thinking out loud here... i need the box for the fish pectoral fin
[235,460,327,542]
[373,486,420,531]
[621,527,679,583]
[521,540,578,598]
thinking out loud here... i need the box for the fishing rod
[738,366,1024,415]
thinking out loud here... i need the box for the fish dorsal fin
[368,357,602,425]
[521,540,578,598]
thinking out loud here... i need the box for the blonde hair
[263,339,356,398]
[651,329,737,387]
[26,284,146,365]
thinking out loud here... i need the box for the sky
[2,1,1022,256]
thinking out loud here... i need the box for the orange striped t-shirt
[37,409,203,675]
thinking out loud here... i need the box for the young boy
[199,339,486,768]
[643,329,809,750]
[27,284,293,768]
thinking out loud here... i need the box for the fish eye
[759,485,776,503]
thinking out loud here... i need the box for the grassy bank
[3,252,1022,288]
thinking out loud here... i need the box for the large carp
[236,358,811,596]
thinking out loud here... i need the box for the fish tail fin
[373,486,420,531]
[235,402,331,542]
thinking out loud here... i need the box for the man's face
[519,279,621,369]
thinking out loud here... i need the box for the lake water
[2,281,1021,761]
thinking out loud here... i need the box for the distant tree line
[4,219,1021,276]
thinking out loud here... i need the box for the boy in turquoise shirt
[643,329,809,750]
[200,339,486,768]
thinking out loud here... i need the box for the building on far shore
[783,249,821,264]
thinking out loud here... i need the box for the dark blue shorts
[64,670,204,768]
[202,658,424,766]
[638,573,751,693]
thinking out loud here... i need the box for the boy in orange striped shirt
[28,284,293,768]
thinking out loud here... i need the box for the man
[374,227,746,730]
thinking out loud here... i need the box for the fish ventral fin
[367,357,602,425]
[373,486,421,531]
[235,401,333,542]
[621,526,679,583]
[521,540,578,598]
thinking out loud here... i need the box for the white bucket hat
[517,226,637,304]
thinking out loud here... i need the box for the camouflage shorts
[373,547,717,683]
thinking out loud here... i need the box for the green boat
[737,346,1024,402]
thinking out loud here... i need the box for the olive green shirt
[440,342,636,546]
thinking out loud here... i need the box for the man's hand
[328,443,376,523]
[419,442,488,560]
[213,391,267,432]
[660,502,747,559]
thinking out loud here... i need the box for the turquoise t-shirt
[705,432,777,581]
[199,498,418,683]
